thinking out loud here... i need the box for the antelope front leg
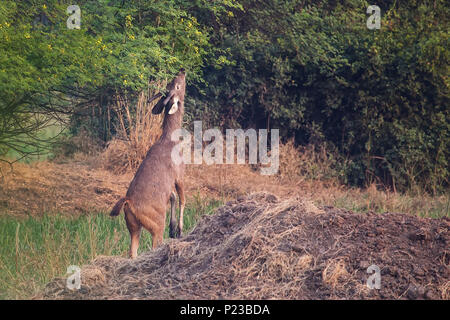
[129,230,141,259]
[169,192,178,238]
[175,181,185,238]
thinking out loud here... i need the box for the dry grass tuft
[322,258,351,289]
[298,254,313,270]
[81,265,107,289]
[440,281,450,300]
[302,200,325,215]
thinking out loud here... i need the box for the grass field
[0,196,221,299]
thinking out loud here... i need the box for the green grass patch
[0,196,222,299]
[319,191,449,219]
[4,121,66,163]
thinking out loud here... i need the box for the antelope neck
[160,104,183,142]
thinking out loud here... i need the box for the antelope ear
[152,99,165,114]
[148,92,162,104]
[163,91,174,105]
[152,91,175,115]
[168,98,179,114]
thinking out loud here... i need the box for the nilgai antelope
[110,68,186,258]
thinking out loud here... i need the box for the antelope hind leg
[136,209,165,249]
[124,205,142,259]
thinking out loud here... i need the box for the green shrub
[188,0,449,193]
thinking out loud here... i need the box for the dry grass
[102,87,164,174]
[0,160,133,216]
[279,139,339,183]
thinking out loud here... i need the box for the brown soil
[41,193,449,300]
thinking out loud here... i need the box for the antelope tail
[110,197,128,217]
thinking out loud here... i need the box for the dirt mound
[41,193,449,300]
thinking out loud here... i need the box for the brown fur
[110,69,186,258]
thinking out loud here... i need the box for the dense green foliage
[0,0,448,192]
[190,0,449,192]
[0,0,239,146]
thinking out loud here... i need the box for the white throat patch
[168,97,179,114]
